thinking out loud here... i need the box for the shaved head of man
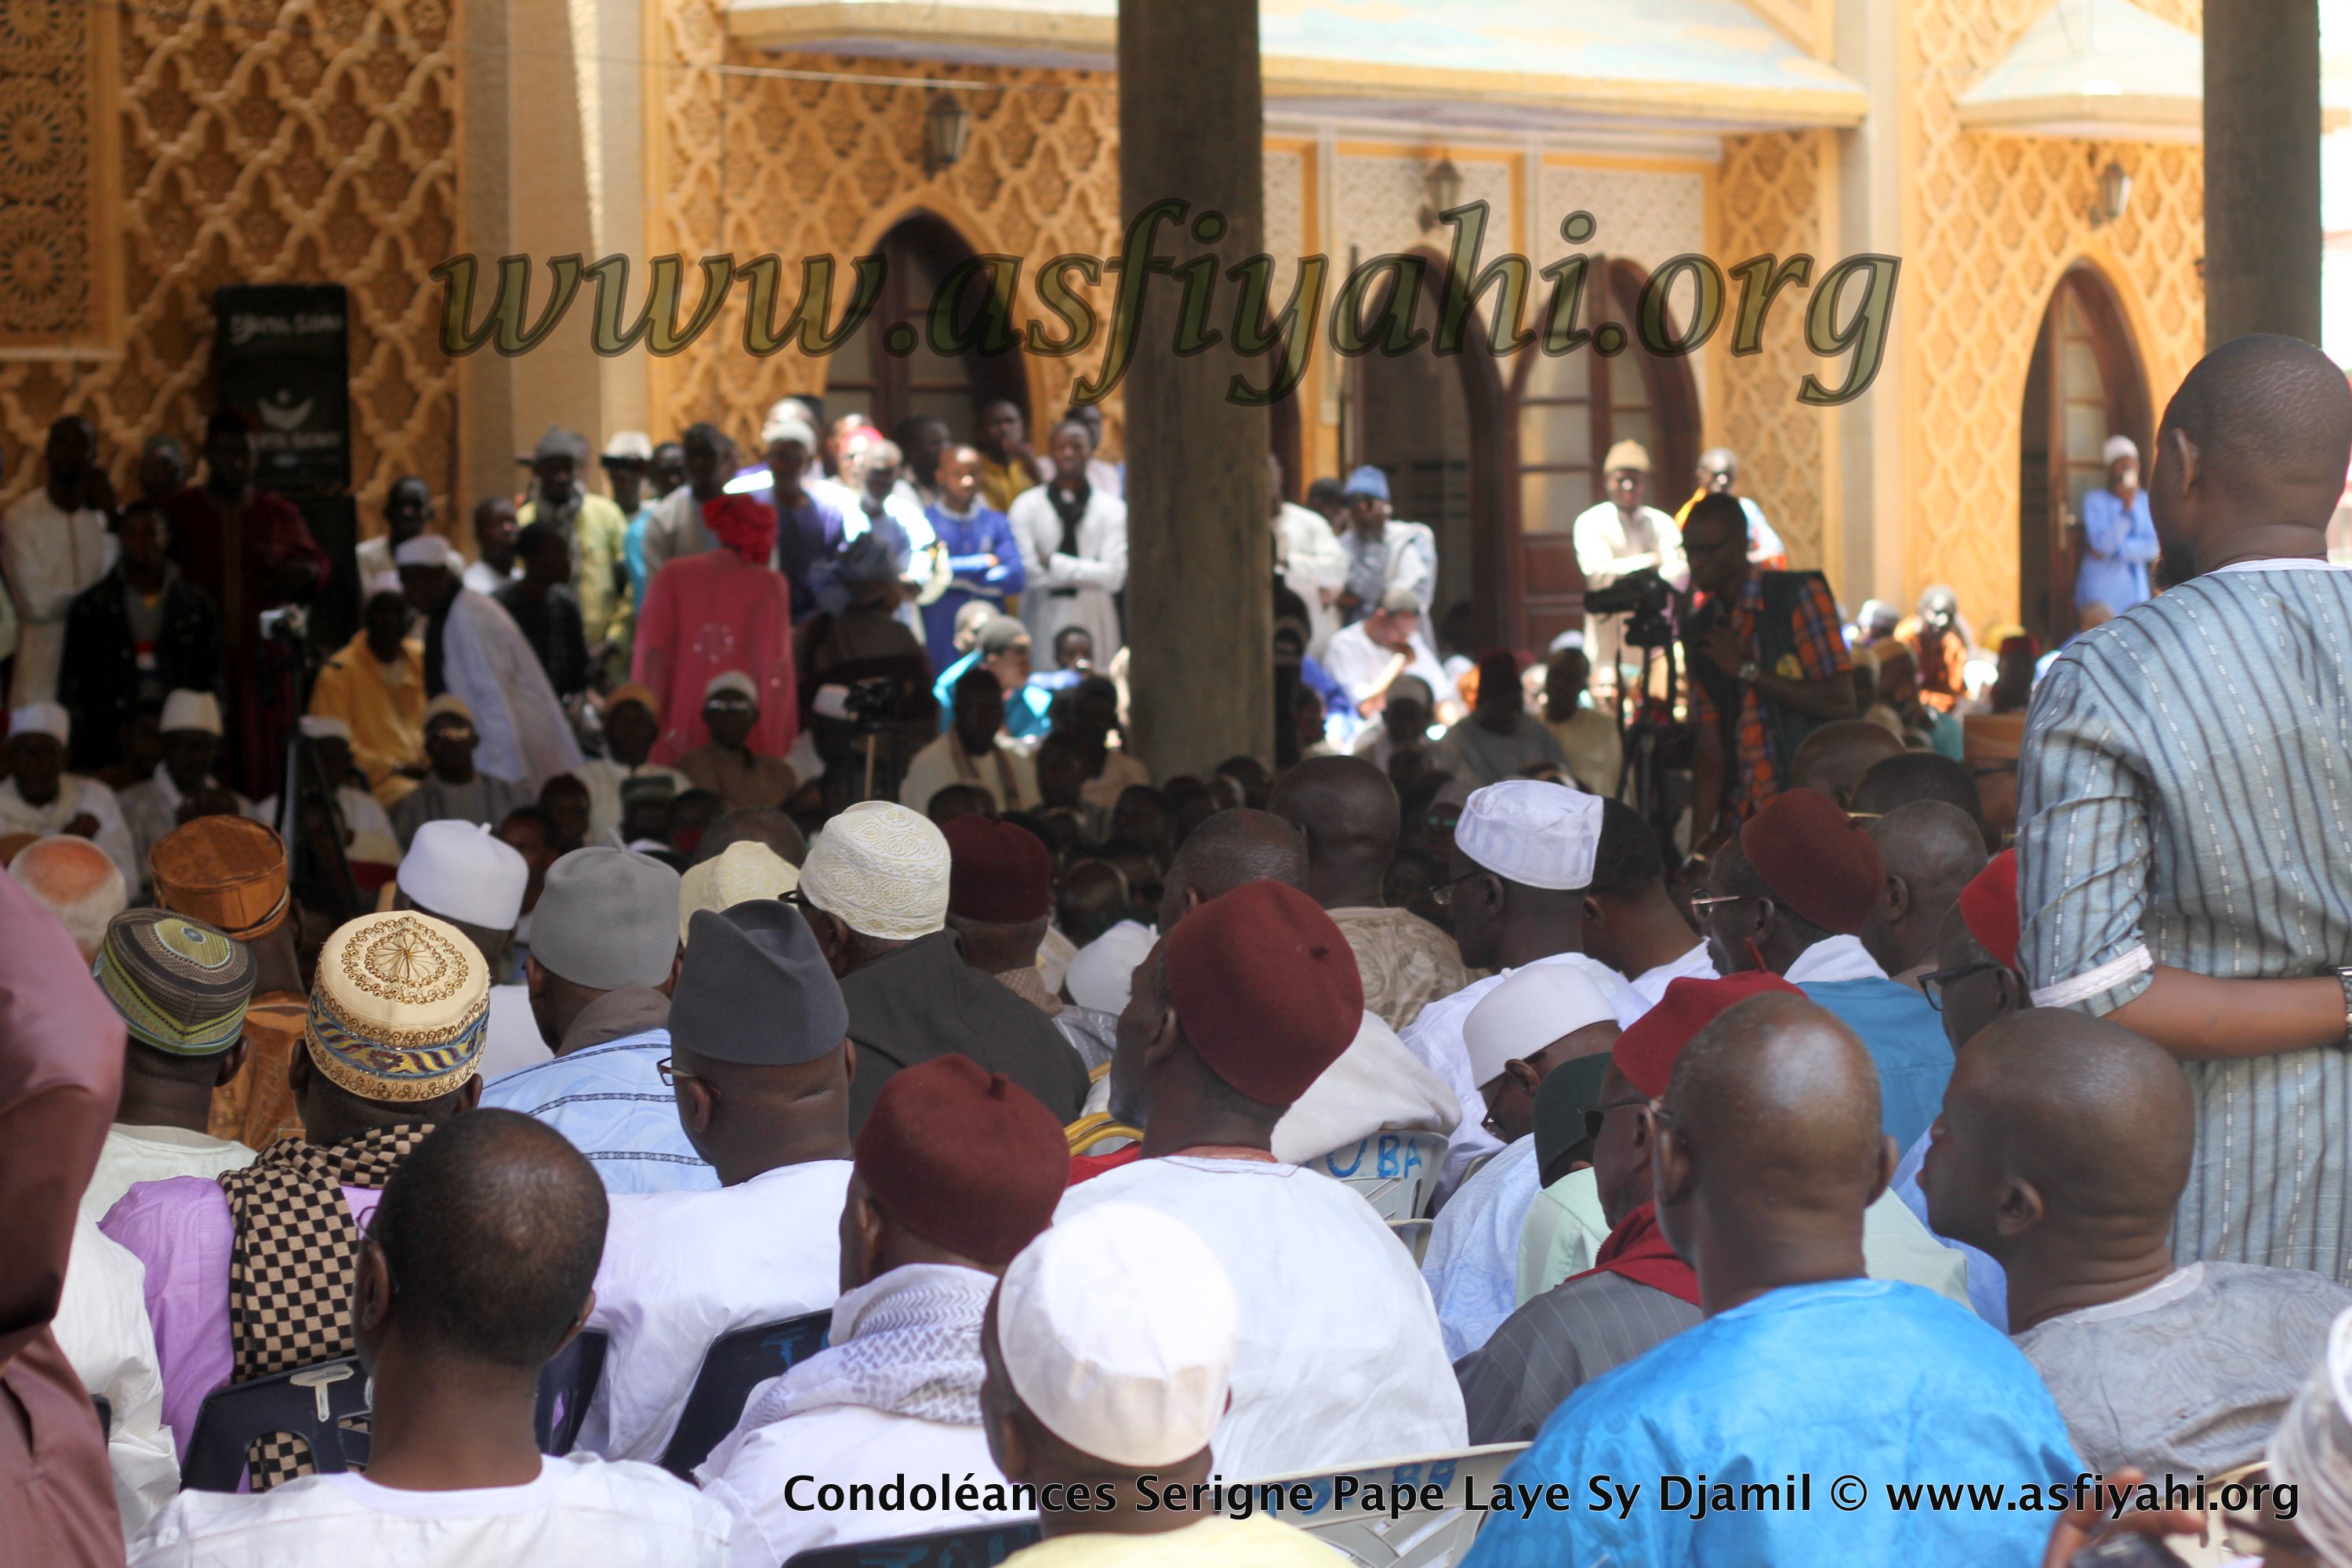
[1788,720,1905,808]
[1155,808,1308,935]
[1860,800,1989,981]
[1849,751,1985,835]
[1650,993,1895,1315]
[1917,1010,2193,1333]
[1267,755,1399,911]
[2151,332,2352,582]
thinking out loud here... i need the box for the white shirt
[1628,941,1719,1008]
[1008,485,1127,667]
[1421,1135,1544,1360]
[2,488,115,706]
[582,1159,851,1461]
[84,1123,253,1221]
[479,984,552,1081]
[1274,503,1348,661]
[1269,1011,1459,1166]
[1784,933,1887,985]
[56,1210,178,1539]
[1401,952,1642,1193]
[699,1405,1018,1568]
[0,772,138,888]
[1056,1157,1465,1480]
[567,757,691,843]
[252,784,401,867]
[461,557,519,598]
[1319,622,1454,713]
[435,586,583,788]
[121,765,256,889]
[129,1453,732,1567]
[1570,500,1686,593]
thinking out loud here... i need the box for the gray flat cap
[532,848,683,991]
[670,901,848,1066]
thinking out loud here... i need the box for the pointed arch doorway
[2018,264,2151,644]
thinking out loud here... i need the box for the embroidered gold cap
[304,911,489,1102]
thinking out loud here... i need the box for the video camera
[1582,567,1676,648]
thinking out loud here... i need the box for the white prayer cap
[799,801,949,941]
[8,835,127,962]
[2101,434,2138,467]
[602,430,653,463]
[1064,919,1156,1013]
[1602,438,1650,474]
[1455,780,1602,891]
[677,839,800,944]
[705,670,757,703]
[1462,963,1619,1089]
[2267,1305,2352,1562]
[423,694,474,728]
[159,689,223,735]
[7,702,69,745]
[394,532,455,569]
[998,1204,1238,1468]
[760,399,819,450]
[300,714,354,743]
[397,820,528,931]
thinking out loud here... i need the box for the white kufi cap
[299,714,354,743]
[160,689,223,735]
[397,820,528,931]
[393,533,455,569]
[8,702,70,744]
[1462,962,1620,1089]
[1063,920,1156,1014]
[998,1204,1238,1468]
[798,800,949,941]
[1455,779,1603,891]
[2101,434,2138,466]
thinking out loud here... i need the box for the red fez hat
[1740,787,1885,935]
[943,815,1051,924]
[1613,972,1804,1098]
[854,1054,1069,1267]
[1957,848,2020,971]
[1165,879,1361,1105]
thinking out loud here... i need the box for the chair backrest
[1064,1112,1141,1156]
[536,1328,607,1454]
[181,1356,372,1491]
[656,1308,831,1479]
[782,1519,1044,1568]
[1312,1131,1447,1221]
[1245,1443,1529,1568]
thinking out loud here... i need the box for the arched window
[1512,259,1703,649]
[823,213,1029,446]
[2018,264,2151,642]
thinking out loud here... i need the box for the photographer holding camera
[800,534,941,805]
[1682,493,1856,850]
[1572,441,1685,688]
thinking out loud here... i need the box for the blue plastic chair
[657,1308,831,1478]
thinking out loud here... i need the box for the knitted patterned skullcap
[95,909,256,1055]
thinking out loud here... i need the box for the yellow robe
[307,630,426,807]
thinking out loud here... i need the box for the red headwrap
[854,1054,1069,1266]
[1740,786,1886,935]
[1165,880,1361,1105]
[943,815,1052,924]
[1577,1201,1700,1306]
[1957,848,2020,970]
[1612,972,1804,1099]
[702,494,777,562]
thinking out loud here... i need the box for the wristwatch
[1737,659,1761,684]
[2336,967,2352,1045]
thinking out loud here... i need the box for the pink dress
[633,549,800,765]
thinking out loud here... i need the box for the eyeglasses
[1918,960,2005,1012]
[655,1057,698,1090]
[1580,1095,1650,1145]
[1430,868,1495,910]
[1686,891,1769,921]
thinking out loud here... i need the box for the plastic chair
[1312,1130,1447,1221]
[1246,1443,1529,1568]
[656,1308,830,1479]
[782,1519,1044,1568]
[1064,1112,1142,1157]
[181,1356,372,1491]
[535,1328,607,1454]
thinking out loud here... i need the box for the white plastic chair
[1312,1130,1447,1221]
[1241,1443,1529,1568]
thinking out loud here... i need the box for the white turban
[799,801,949,942]
[998,1204,1238,1468]
[1462,962,1621,1089]
[1455,779,1603,891]
[397,820,528,931]
[2101,434,2138,467]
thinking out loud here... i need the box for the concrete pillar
[2205,0,2323,347]
[1119,0,1272,776]
[1828,0,1907,608]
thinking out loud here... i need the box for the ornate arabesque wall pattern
[0,0,462,524]
[645,9,1128,452]
[1903,0,2205,623]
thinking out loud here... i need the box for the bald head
[1653,993,1890,1308]
[1157,809,1307,932]
[1920,1010,2193,1275]
[1267,756,1399,908]
[1788,721,1904,807]
[1860,800,1987,978]
[10,836,129,961]
[366,1109,608,1370]
[1850,751,1984,829]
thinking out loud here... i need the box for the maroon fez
[853,1054,1069,1267]
[1164,879,1362,1105]
[1740,787,1886,936]
[943,815,1052,924]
